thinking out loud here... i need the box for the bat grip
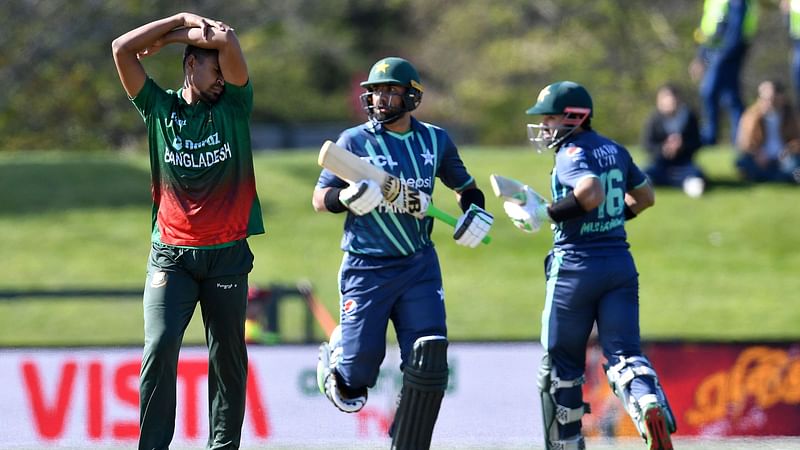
[427,205,492,245]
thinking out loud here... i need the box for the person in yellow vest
[689,0,758,146]
[781,0,800,109]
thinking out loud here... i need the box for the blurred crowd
[643,0,800,198]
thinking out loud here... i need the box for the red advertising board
[582,342,800,438]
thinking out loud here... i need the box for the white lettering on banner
[164,142,233,169]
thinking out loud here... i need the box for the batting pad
[390,336,449,450]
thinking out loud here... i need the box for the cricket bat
[319,140,491,245]
[489,173,547,205]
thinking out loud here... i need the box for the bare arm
[160,23,248,86]
[111,13,245,97]
[112,14,185,97]
[625,181,655,216]
[573,176,605,211]
[312,187,331,212]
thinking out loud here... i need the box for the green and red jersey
[131,78,264,247]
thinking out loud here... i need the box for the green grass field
[1,146,798,346]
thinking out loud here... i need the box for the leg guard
[317,325,367,413]
[604,355,676,442]
[538,354,589,450]
[390,336,449,450]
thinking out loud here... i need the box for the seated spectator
[736,80,800,183]
[642,83,706,197]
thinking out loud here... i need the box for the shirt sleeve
[130,77,170,121]
[625,151,649,190]
[220,79,253,115]
[555,145,597,188]
[436,131,474,192]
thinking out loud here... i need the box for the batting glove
[503,185,550,233]
[394,184,431,219]
[339,179,383,216]
[454,204,494,248]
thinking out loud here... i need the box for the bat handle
[427,205,492,245]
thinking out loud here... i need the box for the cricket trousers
[541,250,657,438]
[336,245,447,390]
[139,240,254,450]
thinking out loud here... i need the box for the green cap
[361,57,424,93]
[526,81,592,117]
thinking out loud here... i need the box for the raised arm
[111,13,246,97]
[161,18,248,86]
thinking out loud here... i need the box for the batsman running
[497,81,676,450]
[311,56,493,449]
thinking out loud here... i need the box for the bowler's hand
[137,39,164,59]
[181,13,232,39]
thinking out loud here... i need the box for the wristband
[546,192,587,222]
[458,188,486,212]
[624,204,637,220]
[324,187,348,214]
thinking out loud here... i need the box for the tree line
[0,0,790,150]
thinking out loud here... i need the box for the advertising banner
[581,342,800,439]
[2,341,798,448]
[0,343,543,448]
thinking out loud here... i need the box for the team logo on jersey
[421,148,435,166]
[151,271,167,288]
[566,146,583,156]
[342,299,358,317]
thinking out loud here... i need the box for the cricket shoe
[316,326,366,413]
[642,403,673,450]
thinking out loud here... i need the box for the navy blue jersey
[316,118,474,257]
[550,130,648,254]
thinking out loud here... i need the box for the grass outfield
[1,147,798,346]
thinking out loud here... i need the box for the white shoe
[316,326,366,413]
[683,176,705,198]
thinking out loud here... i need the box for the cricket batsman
[500,81,676,450]
[311,56,493,449]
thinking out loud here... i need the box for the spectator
[736,80,800,183]
[642,83,707,198]
[689,0,759,146]
[781,0,800,109]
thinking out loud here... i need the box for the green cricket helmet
[359,57,424,124]
[525,81,592,152]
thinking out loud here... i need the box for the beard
[372,106,404,124]
[199,86,224,104]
